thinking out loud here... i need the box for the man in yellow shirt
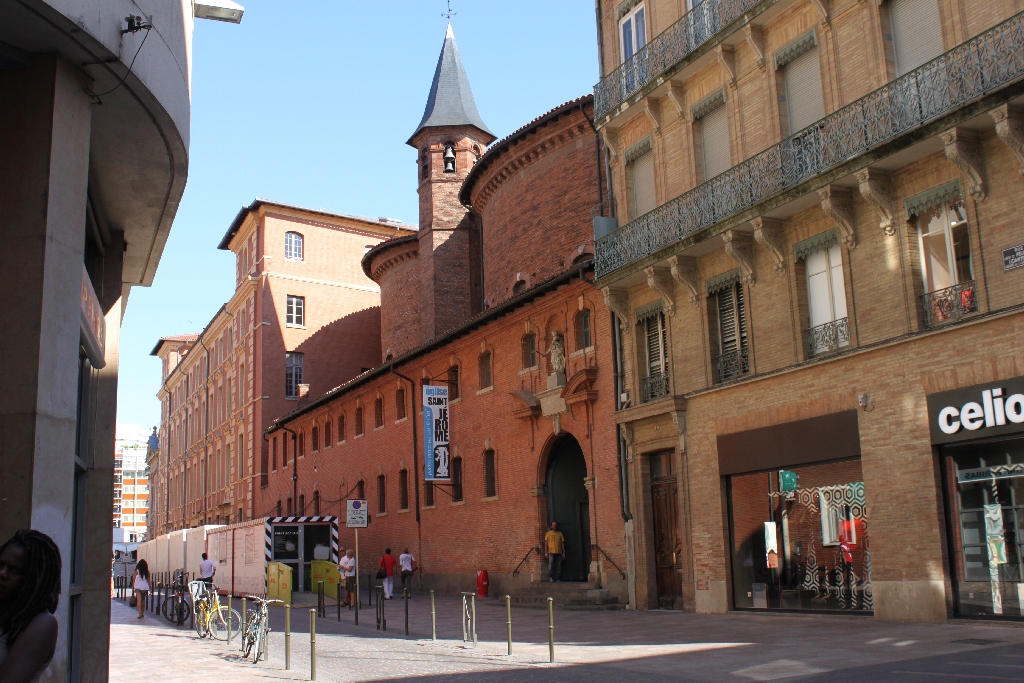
[544,521,566,582]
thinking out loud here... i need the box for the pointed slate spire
[407,23,493,145]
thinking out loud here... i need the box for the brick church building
[263,25,630,604]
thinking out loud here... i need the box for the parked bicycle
[190,581,240,640]
[241,595,283,663]
[162,571,192,627]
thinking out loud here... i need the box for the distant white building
[115,426,152,542]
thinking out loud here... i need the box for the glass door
[272,525,300,592]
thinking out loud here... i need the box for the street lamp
[194,0,245,23]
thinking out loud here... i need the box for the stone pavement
[110,593,1024,682]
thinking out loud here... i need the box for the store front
[720,411,871,612]
[929,378,1024,619]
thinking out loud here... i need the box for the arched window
[276,500,282,516]
[285,231,304,261]
[311,425,320,452]
[355,406,364,435]
[472,145,480,165]
[282,435,289,467]
[452,457,464,502]
[521,333,537,369]
[374,397,384,428]
[575,308,593,350]
[324,419,332,446]
[447,366,460,400]
[478,351,492,389]
[298,430,305,457]
[396,388,406,420]
[356,479,365,500]
[298,494,305,514]
[338,413,346,442]
[420,148,429,180]
[484,449,497,497]
[286,497,293,515]
[313,490,321,515]
[399,469,409,510]
[272,436,278,471]
[377,475,387,514]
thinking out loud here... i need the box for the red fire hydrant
[476,569,489,598]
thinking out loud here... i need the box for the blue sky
[116,0,600,433]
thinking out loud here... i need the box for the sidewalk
[110,593,1024,682]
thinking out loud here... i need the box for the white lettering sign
[936,387,1024,435]
[346,499,367,528]
[423,385,450,481]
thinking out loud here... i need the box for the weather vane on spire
[442,0,456,20]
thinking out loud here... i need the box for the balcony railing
[595,11,1024,280]
[714,348,749,383]
[595,0,762,120]
[923,281,978,326]
[807,317,850,356]
[641,373,671,402]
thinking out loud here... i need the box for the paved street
[110,593,1024,682]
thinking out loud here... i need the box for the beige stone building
[594,0,1024,621]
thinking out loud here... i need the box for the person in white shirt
[199,553,216,587]
[398,548,416,596]
[338,549,356,609]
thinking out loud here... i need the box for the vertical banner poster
[423,385,451,481]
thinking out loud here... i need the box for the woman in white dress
[0,529,61,683]
[133,559,151,619]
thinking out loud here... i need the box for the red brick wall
[366,239,421,359]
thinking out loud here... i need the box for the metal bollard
[547,597,554,663]
[461,594,467,642]
[471,593,477,648]
[430,590,436,641]
[285,604,291,670]
[337,583,342,622]
[227,594,232,644]
[505,595,512,656]
[310,609,317,681]
[404,588,409,636]
[241,597,246,651]
[317,580,325,618]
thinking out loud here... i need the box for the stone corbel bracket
[745,25,766,71]
[818,185,856,249]
[856,168,895,236]
[601,128,620,166]
[602,286,630,335]
[752,217,786,275]
[645,266,676,316]
[666,82,686,120]
[991,105,1024,176]
[941,126,986,201]
[723,230,756,285]
[643,98,662,136]
[717,45,737,90]
[811,0,830,25]
[668,255,700,307]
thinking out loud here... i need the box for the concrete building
[150,203,414,535]
[0,1,240,679]
[113,428,151,542]
[593,0,1024,621]
[264,27,626,604]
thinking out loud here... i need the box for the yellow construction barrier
[267,561,293,604]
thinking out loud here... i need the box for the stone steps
[496,581,626,611]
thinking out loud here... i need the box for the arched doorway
[545,434,591,581]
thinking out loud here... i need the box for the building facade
[113,429,151,542]
[150,203,413,535]
[264,28,627,602]
[594,0,1024,620]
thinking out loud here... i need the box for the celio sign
[927,376,1024,445]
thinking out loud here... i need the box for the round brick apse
[461,95,607,309]
[362,235,421,359]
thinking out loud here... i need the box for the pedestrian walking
[132,559,150,619]
[544,522,566,582]
[378,549,397,599]
[0,530,61,683]
[199,552,216,587]
[398,547,417,595]
[339,549,356,608]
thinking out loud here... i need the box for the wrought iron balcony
[807,318,850,356]
[594,0,762,120]
[923,281,978,326]
[596,12,1024,280]
[714,348,749,383]
[641,373,671,403]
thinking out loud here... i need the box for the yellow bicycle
[191,582,241,640]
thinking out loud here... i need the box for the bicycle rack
[460,592,477,648]
[375,586,386,631]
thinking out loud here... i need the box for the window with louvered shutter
[630,150,656,219]
[890,0,943,75]
[701,105,730,181]
[716,284,747,355]
[785,48,825,134]
[645,314,667,377]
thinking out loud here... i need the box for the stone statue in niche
[544,331,567,389]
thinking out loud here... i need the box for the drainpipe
[579,102,604,218]
[390,363,423,586]
[280,425,298,514]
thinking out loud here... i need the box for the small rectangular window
[374,397,384,428]
[629,149,656,220]
[700,104,730,181]
[478,352,492,389]
[521,334,537,369]
[574,309,592,350]
[399,469,409,510]
[452,457,464,502]
[784,48,824,134]
[286,295,305,326]
[396,388,406,420]
[484,449,496,498]
[424,480,435,507]
[285,352,304,398]
[355,407,364,436]
[377,474,387,514]
[889,0,943,75]
[447,366,460,400]
[619,4,646,63]
[339,414,346,442]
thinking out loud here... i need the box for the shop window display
[730,459,871,611]
[944,436,1024,617]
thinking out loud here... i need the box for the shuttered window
[645,313,668,378]
[716,283,747,356]
[890,0,943,75]
[806,243,848,329]
[630,150,656,219]
[785,47,825,134]
[701,104,730,181]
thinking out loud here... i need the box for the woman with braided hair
[0,529,60,683]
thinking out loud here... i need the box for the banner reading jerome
[423,385,451,481]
